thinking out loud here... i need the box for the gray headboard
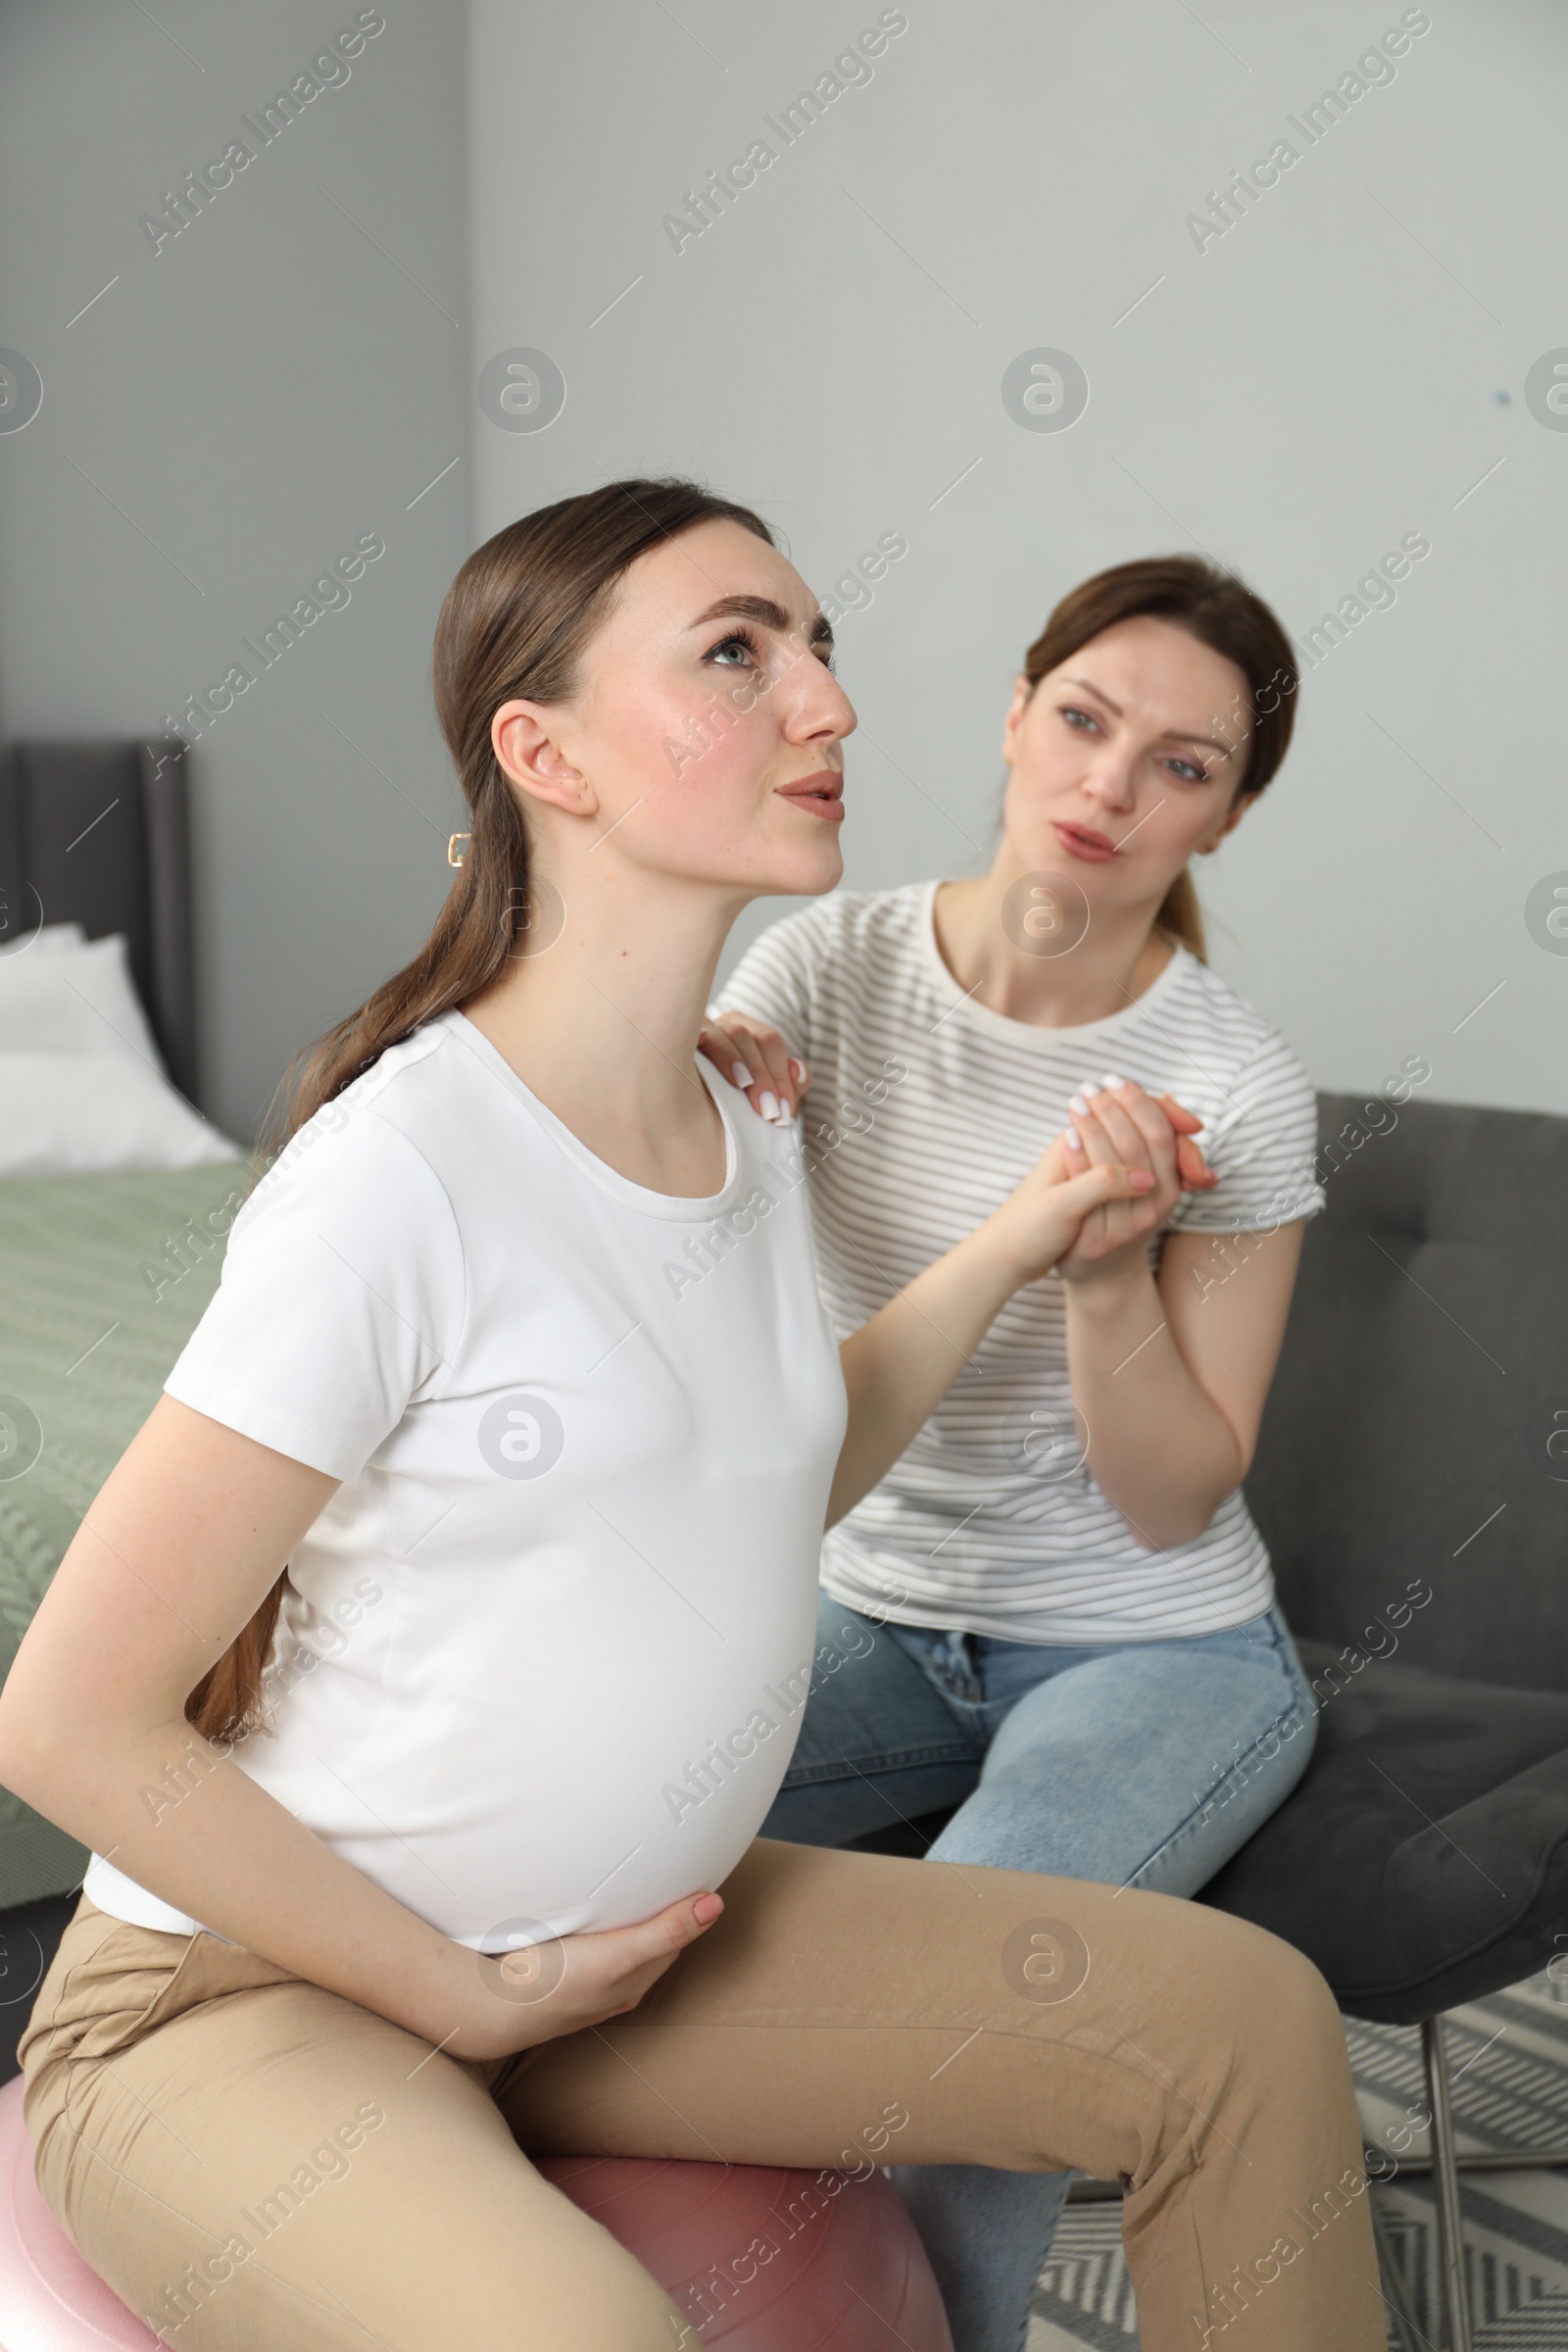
[0,737,197,1104]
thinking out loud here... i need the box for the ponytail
[1153,867,1206,962]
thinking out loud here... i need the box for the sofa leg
[1422,2016,1473,2352]
[1367,2181,1424,2352]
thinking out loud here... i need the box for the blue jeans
[760,1590,1318,2352]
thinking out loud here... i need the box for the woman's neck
[933,862,1174,1031]
[462,862,741,1198]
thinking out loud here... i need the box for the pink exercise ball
[536,2153,955,2348]
[0,2074,163,2348]
[0,2075,952,2350]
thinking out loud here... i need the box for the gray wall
[4,3,1563,1128]
[469,0,1568,1114]
[0,1,470,1138]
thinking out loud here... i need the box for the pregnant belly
[242,1606,822,1948]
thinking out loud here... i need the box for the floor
[1029,1965,1568,2350]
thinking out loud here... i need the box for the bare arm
[0,1396,721,2059]
[694,1023,1227,1533]
[1055,1079,1305,1546]
[1063,1220,1304,1548]
[829,1152,1158,1527]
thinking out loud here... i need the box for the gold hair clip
[448,832,471,868]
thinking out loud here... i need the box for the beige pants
[18,1840,1385,2351]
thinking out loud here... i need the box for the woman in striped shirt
[704,555,1325,2352]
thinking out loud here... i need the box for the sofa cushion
[1200,1641,1568,2023]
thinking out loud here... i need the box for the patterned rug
[1027,1965,1568,2349]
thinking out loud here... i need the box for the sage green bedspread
[0,1161,248,1907]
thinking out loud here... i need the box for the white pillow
[0,932,165,1069]
[0,921,87,957]
[0,1053,242,1176]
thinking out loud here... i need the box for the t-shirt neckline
[440,1010,742,1220]
[915,879,1192,1048]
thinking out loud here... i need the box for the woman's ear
[492,700,598,820]
[1198,787,1259,854]
[1002,673,1034,765]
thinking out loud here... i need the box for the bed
[0,740,247,1907]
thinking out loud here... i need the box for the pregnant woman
[0,487,1380,2352]
[704,555,1327,2346]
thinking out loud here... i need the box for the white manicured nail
[1103,1072,1126,1090]
[733,1061,755,1088]
[1069,1093,1091,1118]
[759,1091,780,1121]
[1065,1125,1082,1152]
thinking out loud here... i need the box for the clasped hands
[1047,1069,1218,1283]
[698,1014,1219,1290]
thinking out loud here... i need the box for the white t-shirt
[84,1010,847,1951]
[716,883,1325,1645]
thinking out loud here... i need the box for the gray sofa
[1205,1089,1568,2351]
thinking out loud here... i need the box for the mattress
[0,1161,247,1907]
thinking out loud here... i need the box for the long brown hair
[1021,555,1298,960]
[187,477,775,1748]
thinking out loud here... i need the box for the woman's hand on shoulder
[697,1013,808,1130]
[432,1890,725,2062]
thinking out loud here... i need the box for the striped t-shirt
[717,881,1326,1643]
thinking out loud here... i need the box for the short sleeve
[710,906,822,1069]
[164,1102,466,1479]
[1165,1035,1326,1234]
